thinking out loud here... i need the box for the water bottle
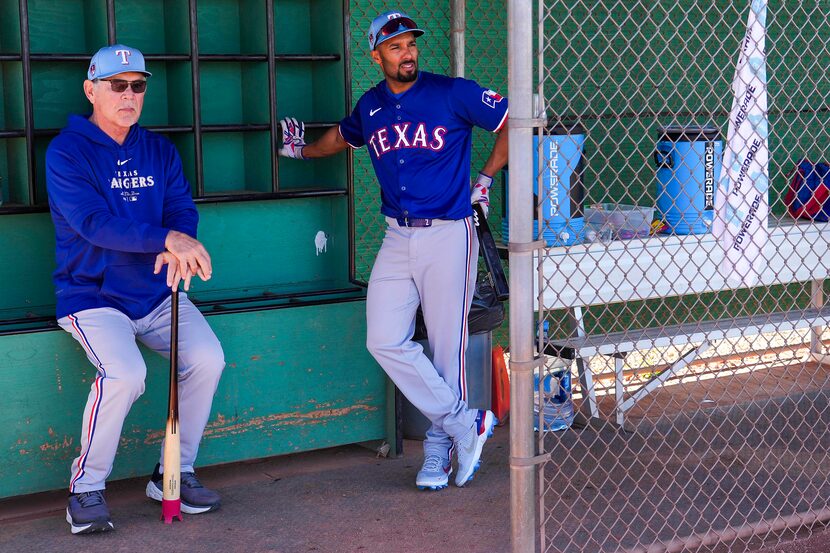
[534,321,575,432]
[537,366,574,431]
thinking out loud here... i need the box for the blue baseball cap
[87,44,152,80]
[367,11,424,50]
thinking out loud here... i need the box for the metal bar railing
[17,0,35,206]
[187,0,204,197]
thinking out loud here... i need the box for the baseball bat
[473,203,509,301]
[161,287,182,524]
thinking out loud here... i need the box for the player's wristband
[476,172,493,188]
[296,145,306,160]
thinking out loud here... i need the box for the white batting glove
[279,117,306,159]
[470,172,493,218]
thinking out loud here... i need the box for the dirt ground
[1,418,829,553]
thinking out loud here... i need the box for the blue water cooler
[655,125,723,234]
[502,123,586,247]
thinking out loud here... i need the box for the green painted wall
[0,197,353,321]
[2,300,385,499]
[0,214,56,319]
[0,196,385,498]
[0,0,392,501]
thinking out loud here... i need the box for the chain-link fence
[532,1,830,551]
[346,1,830,550]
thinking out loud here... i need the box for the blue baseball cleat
[416,452,453,491]
[454,410,496,487]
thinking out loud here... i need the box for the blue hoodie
[46,115,198,319]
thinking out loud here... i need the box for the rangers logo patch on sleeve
[482,90,504,109]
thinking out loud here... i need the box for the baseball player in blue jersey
[46,45,224,534]
[279,10,508,490]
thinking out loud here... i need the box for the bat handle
[170,287,179,371]
[168,287,179,415]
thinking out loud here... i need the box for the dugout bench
[542,220,830,428]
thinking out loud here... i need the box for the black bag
[413,274,505,341]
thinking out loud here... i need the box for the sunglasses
[98,78,147,94]
[376,17,419,46]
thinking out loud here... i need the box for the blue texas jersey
[339,72,508,220]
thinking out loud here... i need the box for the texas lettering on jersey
[109,169,156,189]
[338,72,508,220]
[367,123,447,158]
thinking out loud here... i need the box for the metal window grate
[0,0,349,213]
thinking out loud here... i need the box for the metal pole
[625,507,830,553]
[106,0,116,44]
[450,0,465,78]
[18,0,35,206]
[266,0,279,192]
[508,0,537,552]
[188,0,204,197]
[810,279,824,358]
[534,2,546,550]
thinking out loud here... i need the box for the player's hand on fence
[163,230,212,287]
[279,117,306,159]
[471,172,493,218]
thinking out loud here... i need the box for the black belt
[396,217,433,227]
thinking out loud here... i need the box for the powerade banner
[704,141,715,210]
[712,0,769,286]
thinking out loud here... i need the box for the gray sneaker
[454,410,497,487]
[66,490,114,535]
[416,452,452,490]
[146,463,221,514]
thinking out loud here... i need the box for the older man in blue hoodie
[46,44,225,535]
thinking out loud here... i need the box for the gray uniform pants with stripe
[59,294,224,493]
[367,216,479,455]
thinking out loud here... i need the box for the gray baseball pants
[366,216,479,456]
[59,294,224,493]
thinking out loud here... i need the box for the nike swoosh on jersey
[117,158,132,166]
[370,107,382,117]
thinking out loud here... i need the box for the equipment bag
[413,274,505,341]
[786,158,830,222]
